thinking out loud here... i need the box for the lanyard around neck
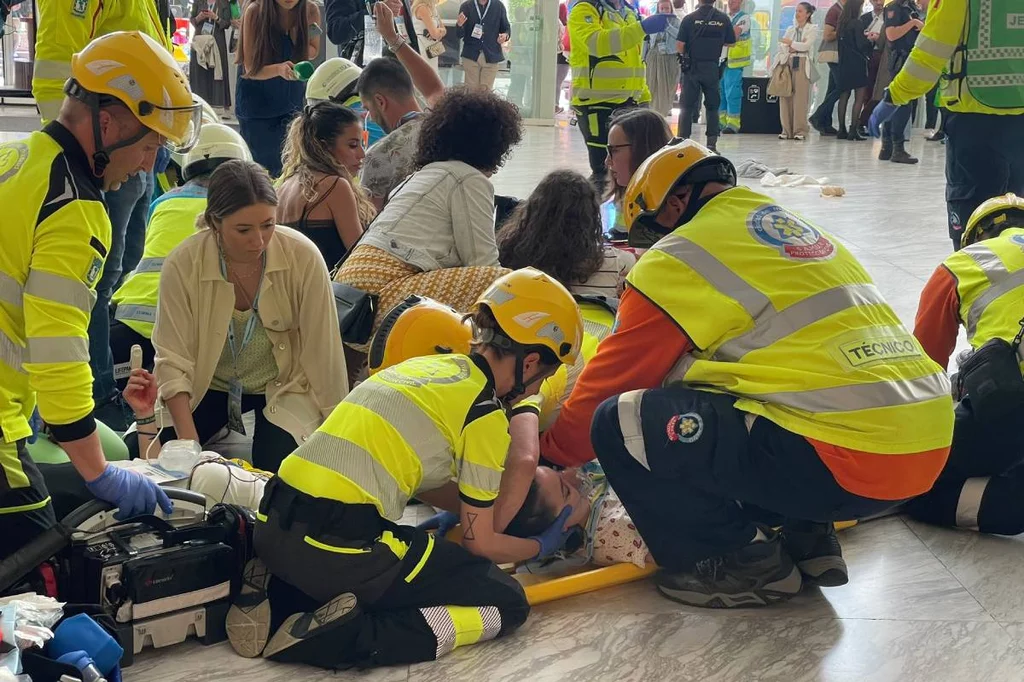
[474,0,491,23]
[219,251,266,365]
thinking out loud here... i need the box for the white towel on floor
[760,172,832,187]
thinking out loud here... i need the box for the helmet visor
[140,100,204,153]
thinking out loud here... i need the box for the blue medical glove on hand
[28,408,44,444]
[641,13,671,35]
[868,99,898,137]
[86,464,174,520]
[416,510,459,537]
[529,505,574,559]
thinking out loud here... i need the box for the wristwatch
[386,36,408,53]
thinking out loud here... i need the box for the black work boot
[878,138,893,161]
[655,526,803,608]
[781,522,849,587]
[890,140,919,164]
[706,136,719,153]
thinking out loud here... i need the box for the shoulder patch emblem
[748,204,836,261]
[71,0,88,17]
[0,142,29,184]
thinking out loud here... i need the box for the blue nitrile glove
[417,510,459,537]
[85,464,174,521]
[57,650,107,682]
[28,408,44,444]
[529,505,574,559]
[868,98,898,138]
[640,12,671,35]
[154,147,171,174]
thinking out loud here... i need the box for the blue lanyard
[397,110,422,128]
[474,0,491,23]
[219,252,265,367]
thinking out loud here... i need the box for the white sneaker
[793,134,805,141]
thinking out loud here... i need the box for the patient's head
[505,467,590,539]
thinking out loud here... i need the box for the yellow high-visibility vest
[568,0,651,107]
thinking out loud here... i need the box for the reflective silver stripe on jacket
[752,373,950,412]
[0,271,23,307]
[345,382,450,458]
[114,304,158,324]
[571,66,645,80]
[26,336,90,364]
[962,246,1024,341]
[32,59,72,82]
[457,459,502,496]
[25,269,95,314]
[0,329,25,374]
[295,430,408,520]
[133,258,165,274]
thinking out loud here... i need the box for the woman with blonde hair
[151,160,346,473]
[411,0,446,71]
[277,101,375,267]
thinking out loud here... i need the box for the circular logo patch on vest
[748,204,836,261]
[0,142,29,185]
[666,413,703,444]
[1011,234,1024,250]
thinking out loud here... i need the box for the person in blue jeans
[89,170,156,429]
[236,0,322,176]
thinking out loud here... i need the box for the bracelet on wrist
[136,415,157,426]
[387,37,407,53]
[136,429,159,437]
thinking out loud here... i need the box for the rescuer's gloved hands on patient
[529,505,574,559]
[417,510,460,537]
[86,463,174,520]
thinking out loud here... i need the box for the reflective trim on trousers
[616,389,650,470]
[419,604,502,659]
[25,268,95,314]
[714,283,887,362]
[955,476,989,530]
[26,336,90,365]
[0,329,25,374]
[114,303,158,324]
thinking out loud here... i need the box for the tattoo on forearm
[464,512,478,540]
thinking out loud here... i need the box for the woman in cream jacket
[152,160,347,472]
[777,3,819,140]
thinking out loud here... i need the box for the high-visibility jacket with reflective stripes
[32,0,172,122]
[112,184,207,338]
[726,10,752,69]
[889,0,1024,114]
[943,227,1024,371]
[568,0,651,106]
[0,123,110,446]
[277,353,510,521]
[627,186,953,455]
[536,300,615,431]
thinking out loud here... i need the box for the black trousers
[906,397,1024,535]
[810,62,841,128]
[109,320,155,393]
[0,433,57,561]
[155,391,297,473]
[591,387,900,570]
[254,479,529,668]
[574,100,638,176]
[944,112,1024,250]
[679,61,721,141]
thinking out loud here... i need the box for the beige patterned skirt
[335,245,509,349]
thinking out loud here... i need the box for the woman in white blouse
[778,2,819,141]
[152,160,346,473]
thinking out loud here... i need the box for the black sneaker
[782,522,849,587]
[655,528,803,608]
[226,558,273,658]
[262,592,360,661]
[812,119,838,136]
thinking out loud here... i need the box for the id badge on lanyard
[221,253,265,434]
[472,0,489,39]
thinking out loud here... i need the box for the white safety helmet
[306,57,363,106]
[181,123,252,181]
[194,93,220,126]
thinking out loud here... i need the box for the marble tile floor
[5,121,1008,680]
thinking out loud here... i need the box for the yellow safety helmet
[182,124,252,181]
[69,32,201,154]
[306,57,363,106]
[623,138,737,248]
[367,296,473,375]
[961,194,1024,248]
[474,268,583,367]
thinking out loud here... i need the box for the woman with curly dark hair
[497,170,635,298]
[335,87,522,346]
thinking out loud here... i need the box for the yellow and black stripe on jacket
[278,353,510,521]
[0,123,110,507]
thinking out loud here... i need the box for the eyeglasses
[606,143,631,157]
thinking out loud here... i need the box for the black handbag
[333,281,378,345]
[955,317,1024,418]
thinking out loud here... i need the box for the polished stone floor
[6,119,1016,681]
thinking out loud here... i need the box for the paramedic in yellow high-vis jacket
[0,31,201,560]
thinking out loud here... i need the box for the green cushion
[26,421,130,465]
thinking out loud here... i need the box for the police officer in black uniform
[880,0,924,164]
[676,0,734,152]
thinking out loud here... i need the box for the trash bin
[740,76,782,134]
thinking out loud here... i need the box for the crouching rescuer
[225,268,583,668]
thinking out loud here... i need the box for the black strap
[1013,317,1024,349]
[299,176,342,232]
